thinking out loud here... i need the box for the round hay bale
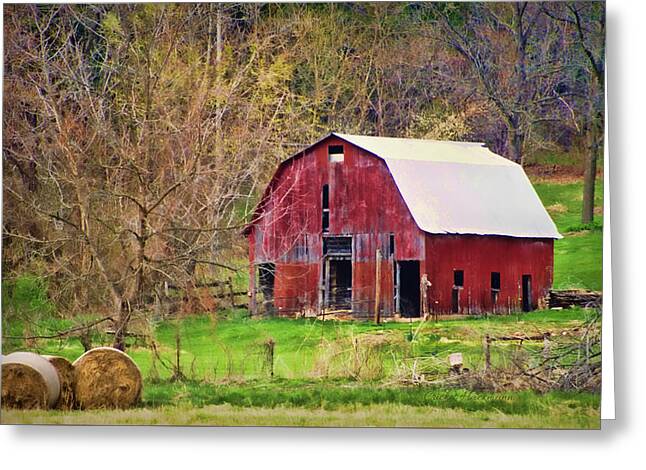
[73,347,142,409]
[2,352,61,409]
[42,355,75,410]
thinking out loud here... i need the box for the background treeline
[2,2,604,348]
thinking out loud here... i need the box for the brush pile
[395,310,602,393]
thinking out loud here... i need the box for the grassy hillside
[533,179,603,291]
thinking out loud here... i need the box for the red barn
[244,133,561,319]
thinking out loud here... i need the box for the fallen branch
[2,316,114,340]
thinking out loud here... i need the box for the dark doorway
[452,288,460,313]
[452,269,464,313]
[328,259,352,309]
[258,263,276,315]
[398,261,420,318]
[522,274,532,312]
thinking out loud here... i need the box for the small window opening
[322,212,330,232]
[322,184,329,209]
[389,234,395,258]
[328,145,344,163]
[322,184,330,232]
[491,272,501,291]
[453,270,464,288]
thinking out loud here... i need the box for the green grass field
[1,176,603,428]
[533,179,603,291]
[2,308,600,428]
[2,398,599,428]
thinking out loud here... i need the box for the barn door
[522,274,532,312]
[398,261,420,318]
[258,263,276,316]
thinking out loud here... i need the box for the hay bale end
[2,352,61,409]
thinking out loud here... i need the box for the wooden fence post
[228,277,235,308]
[374,249,382,324]
[483,334,491,372]
[172,323,184,381]
[542,332,552,374]
[264,338,275,379]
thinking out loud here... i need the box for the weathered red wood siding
[248,135,554,317]
[423,235,554,314]
[249,135,424,316]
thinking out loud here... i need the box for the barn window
[322,184,330,232]
[453,270,464,288]
[491,272,501,291]
[328,145,344,163]
[389,233,395,258]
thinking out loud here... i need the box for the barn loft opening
[323,236,352,256]
[322,184,330,232]
[398,261,420,318]
[389,233,395,258]
[328,144,344,163]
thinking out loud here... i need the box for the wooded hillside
[2,3,605,348]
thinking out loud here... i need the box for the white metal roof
[334,133,562,239]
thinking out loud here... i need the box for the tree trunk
[112,296,129,352]
[582,78,601,225]
[508,115,525,165]
[582,121,601,224]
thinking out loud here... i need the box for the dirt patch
[546,203,568,215]
[526,163,603,184]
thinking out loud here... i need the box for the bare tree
[543,2,605,224]
[3,4,294,349]
[430,2,572,165]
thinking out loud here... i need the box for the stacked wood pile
[1,348,142,410]
[548,289,602,309]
